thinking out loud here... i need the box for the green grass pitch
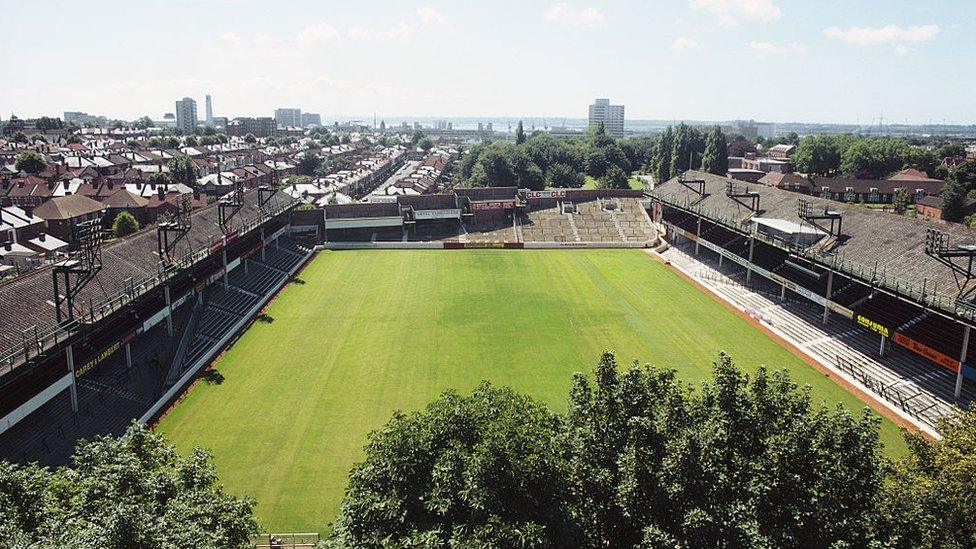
[156,249,908,534]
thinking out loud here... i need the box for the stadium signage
[471,201,514,211]
[414,209,461,220]
[826,301,854,320]
[525,190,567,199]
[462,242,506,249]
[892,333,960,373]
[78,342,119,376]
[855,315,890,338]
[793,285,827,307]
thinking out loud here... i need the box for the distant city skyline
[2,1,974,124]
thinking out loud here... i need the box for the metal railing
[0,197,300,380]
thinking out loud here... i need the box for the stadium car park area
[156,249,909,534]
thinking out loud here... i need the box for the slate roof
[652,171,976,306]
[0,188,296,361]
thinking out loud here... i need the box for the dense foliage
[459,126,648,190]
[14,150,46,174]
[112,210,139,237]
[0,424,257,548]
[793,134,940,178]
[167,156,198,188]
[329,351,976,548]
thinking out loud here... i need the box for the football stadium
[2,177,975,536]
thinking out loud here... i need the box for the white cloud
[544,3,605,28]
[253,33,284,48]
[690,0,781,26]
[296,22,340,45]
[671,36,699,50]
[218,32,243,45]
[749,41,807,55]
[894,44,908,55]
[823,24,940,46]
[418,7,446,25]
[348,21,415,41]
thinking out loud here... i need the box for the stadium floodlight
[924,228,976,297]
[52,217,104,324]
[797,199,842,237]
[218,180,245,232]
[678,173,706,197]
[725,181,761,212]
[157,193,193,265]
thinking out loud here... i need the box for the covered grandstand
[650,171,976,431]
[322,188,656,246]
[0,186,305,464]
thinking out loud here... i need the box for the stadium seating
[661,241,974,431]
[855,292,923,333]
[831,278,873,308]
[462,218,516,242]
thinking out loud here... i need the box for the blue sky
[1,0,972,123]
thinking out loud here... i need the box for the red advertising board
[471,201,514,211]
[892,332,960,373]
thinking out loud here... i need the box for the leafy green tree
[478,145,517,186]
[902,147,939,176]
[111,211,139,237]
[701,125,729,176]
[149,171,171,186]
[940,174,967,222]
[546,162,585,188]
[411,130,425,146]
[297,152,321,176]
[668,123,704,176]
[167,156,198,188]
[598,165,629,189]
[418,137,434,152]
[132,116,154,130]
[0,423,257,547]
[12,131,28,144]
[35,116,63,131]
[515,120,526,145]
[330,351,890,548]
[892,187,911,214]
[727,134,756,158]
[794,134,844,175]
[584,147,610,178]
[14,151,46,174]
[655,126,674,183]
[184,135,198,147]
[872,413,976,548]
[243,133,256,144]
[937,142,967,159]
[165,136,180,148]
[328,383,574,548]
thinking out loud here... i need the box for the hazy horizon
[3,1,974,125]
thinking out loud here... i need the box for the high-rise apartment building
[301,112,321,127]
[588,98,625,138]
[175,97,198,134]
[274,108,302,128]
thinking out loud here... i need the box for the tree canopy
[297,152,321,176]
[0,423,257,548]
[460,130,641,190]
[327,351,976,548]
[167,156,198,188]
[112,211,139,238]
[14,150,46,174]
[701,125,729,176]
